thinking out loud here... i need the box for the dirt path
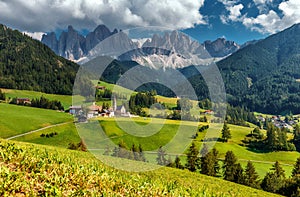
[6,121,73,140]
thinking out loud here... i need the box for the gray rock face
[203,38,240,57]
[85,25,113,52]
[41,32,58,54]
[42,25,117,60]
[42,24,245,68]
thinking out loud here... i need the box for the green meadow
[0,103,73,139]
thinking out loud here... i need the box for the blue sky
[0,0,299,44]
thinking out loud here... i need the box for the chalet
[69,106,82,115]
[95,86,106,90]
[87,104,102,119]
[17,98,31,105]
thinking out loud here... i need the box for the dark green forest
[0,24,79,95]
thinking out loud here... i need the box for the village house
[69,106,82,115]
[17,98,31,105]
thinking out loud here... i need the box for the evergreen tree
[185,142,199,172]
[272,161,285,179]
[174,156,184,169]
[262,161,286,192]
[223,151,237,181]
[266,124,278,151]
[200,152,214,176]
[261,172,280,193]
[293,125,300,151]
[138,144,146,162]
[166,156,174,167]
[131,144,140,161]
[212,148,220,177]
[233,163,245,184]
[244,161,260,188]
[292,157,300,177]
[0,89,5,100]
[221,122,231,142]
[156,146,167,165]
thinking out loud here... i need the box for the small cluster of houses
[69,97,130,120]
[257,115,298,130]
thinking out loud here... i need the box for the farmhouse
[17,98,31,105]
[69,106,82,115]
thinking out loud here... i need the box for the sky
[0,0,300,44]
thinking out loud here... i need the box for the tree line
[103,140,147,162]
[243,123,296,152]
[159,143,300,196]
[10,96,64,111]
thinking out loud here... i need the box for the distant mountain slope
[43,24,242,68]
[42,25,118,60]
[216,23,300,114]
[0,24,79,95]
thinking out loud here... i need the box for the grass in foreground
[0,139,278,196]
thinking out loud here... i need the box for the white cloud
[228,4,244,21]
[242,0,300,34]
[0,0,206,32]
[220,2,244,24]
[242,10,281,34]
[253,0,273,13]
[23,31,45,41]
[219,0,300,34]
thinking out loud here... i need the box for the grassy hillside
[1,88,80,109]
[14,122,78,148]
[0,103,73,139]
[0,139,278,196]
[15,116,299,177]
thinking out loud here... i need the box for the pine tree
[266,124,278,151]
[262,161,286,192]
[138,144,146,162]
[223,151,237,181]
[221,122,231,142]
[292,157,300,177]
[185,142,199,172]
[0,89,5,101]
[156,146,167,165]
[174,156,184,169]
[131,144,140,161]
[200,152,214,176]
[233,163,245,184]
[115,140,129,158]
[272,161,285,179]
[261,172,280,193]
[244,161,260,188]
[212,148,220,177]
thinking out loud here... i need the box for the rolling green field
[0,139,278,196]
[0,103,73,139]
[14,115,299,178]
[14,122,79,148]
[1,88,79,109]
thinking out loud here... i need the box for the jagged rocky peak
[204,38,240,57]
[42,24,116,60]
[41,32,58,54]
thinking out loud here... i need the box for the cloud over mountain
[219,0,300,34]
[0,0,205,32]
